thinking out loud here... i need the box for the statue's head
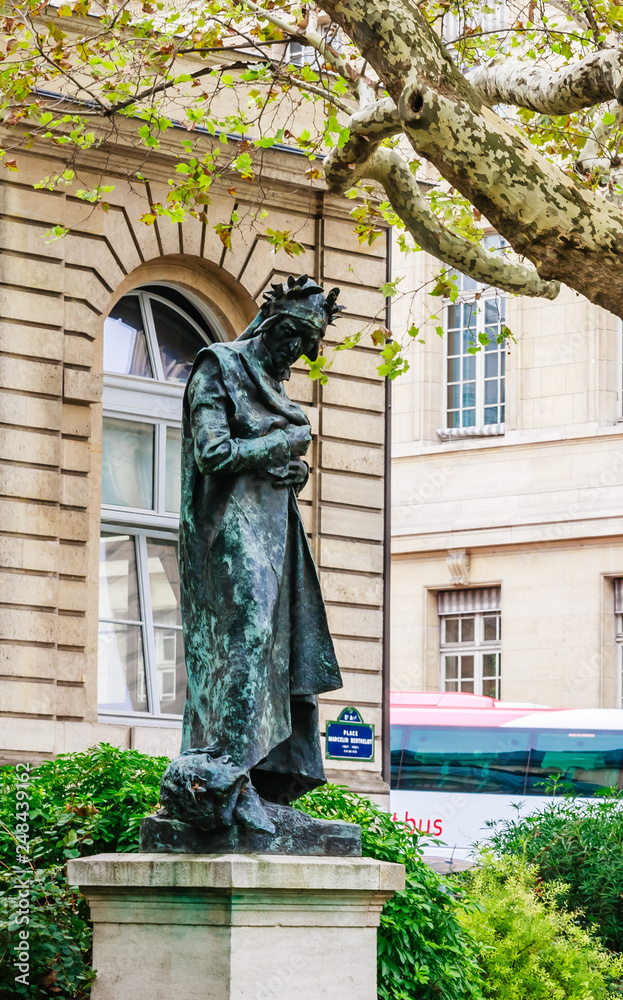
[254,275,344,374]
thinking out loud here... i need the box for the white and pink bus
[390,691,623,859]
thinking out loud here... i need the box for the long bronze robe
[178,333,342,803]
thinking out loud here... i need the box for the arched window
[97,285,218,722]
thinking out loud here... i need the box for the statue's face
[263,319,322,373]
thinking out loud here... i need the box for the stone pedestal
[68,852,405,1000]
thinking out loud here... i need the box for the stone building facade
[391,243,623,710]
[0,137,389,800]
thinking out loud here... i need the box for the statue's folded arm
[187,354,290,477]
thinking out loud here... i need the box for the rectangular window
[444,237,506,431]
[446,297,506,429]
[98,529,186,718]
[438,588,501,697]
[101,416,181,516]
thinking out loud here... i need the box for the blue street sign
[325,707,375,761]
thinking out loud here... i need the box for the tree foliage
[3,0,623,373]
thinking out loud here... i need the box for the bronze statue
[141,276,360,851]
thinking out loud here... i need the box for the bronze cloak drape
[178,333,342,803]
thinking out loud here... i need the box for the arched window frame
[98,283,224,724]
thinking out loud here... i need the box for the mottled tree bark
[468,51,623,115]
[318,0,623,318]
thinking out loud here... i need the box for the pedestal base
[68,852,405,1000]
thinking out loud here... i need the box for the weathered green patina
[146,276,347,843]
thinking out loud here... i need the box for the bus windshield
[391,725,623,796]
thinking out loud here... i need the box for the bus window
[525,731,623,796]
[397,727,530,794]
[390,725,404,788]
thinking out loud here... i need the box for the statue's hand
[272,458,309,490]
[286,424,312,457]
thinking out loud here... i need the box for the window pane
[103,297,153,378]
[484,615,499,641]
[525,732,623,796]
[463,355,476,381]
[485,299,499,326]
[444,617,459,644]
[102,417,154,509]
[151,299,205,383]
[390,725,404,789]
[447,305,461,331]
[463,409,476,427]
[461,617,475,643]
[444,655,458,680]
[460,273,478,292]
[398,726,530,793]
[391,725,404,752]
[463,302,477,329]
[165,427,182,514]
[148,535,186,715]
[462,382,476,408]
[99,534,140,621]
[482,678,498,698]
[485,353,498,378]
[154,627,186,715]
[448,328,461,355]
[484,380,499,405]
[460,655,474,679]
[461,680,474,693]
[463,328,476,352]
[147,538,181,626]
[447,357,461,382]
[447,384,460,409]
[483,652,499,677]
[484,328,498,350]
[484,406,499,425]
[97,622,148,713]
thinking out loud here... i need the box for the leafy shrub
[4,745,621,1000]
[459,853,623,999]
[296,783,484,1000]
[0,864,93,999]
[0,744,169,868]
[489,795,623,951]
[0,745,167,998]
